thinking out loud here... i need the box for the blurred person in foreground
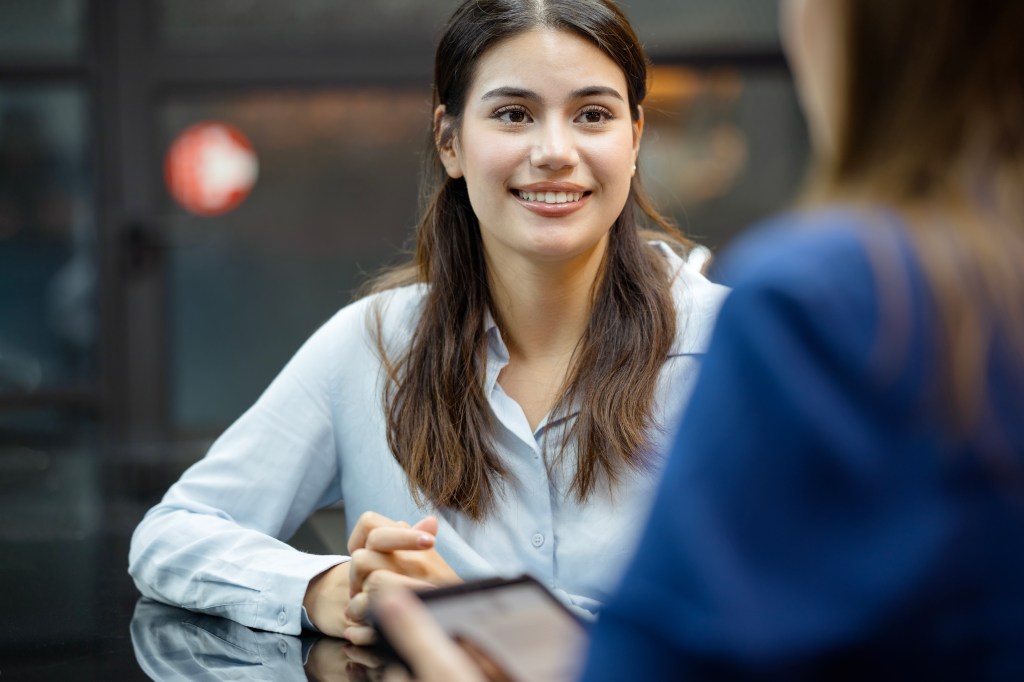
[374,0,1024,678]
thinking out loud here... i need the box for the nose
[530,119,579,171]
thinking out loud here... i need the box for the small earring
[631,163,637,174]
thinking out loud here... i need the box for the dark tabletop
[0,443,384,681]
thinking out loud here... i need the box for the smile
[514,190,586,204]
[510,187,592,217]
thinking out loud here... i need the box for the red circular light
[164,121,258,216]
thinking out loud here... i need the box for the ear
[434,105,464,179]
[632,105,645,175]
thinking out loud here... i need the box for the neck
[486,242,608,363]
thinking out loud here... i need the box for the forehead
[467,28,629,100]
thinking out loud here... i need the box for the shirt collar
[483,309,576,434]
[649,240,721,357]
[480,240,718,428]
[483,309,509,397]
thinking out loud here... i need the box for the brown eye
[576,107,612,125]
[493,106,532,125]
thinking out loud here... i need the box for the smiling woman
[128,0,728,647]
[444,29,639,270]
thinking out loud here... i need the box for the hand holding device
[371,575,587,682]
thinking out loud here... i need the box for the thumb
[375,590,482,682]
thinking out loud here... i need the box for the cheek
[586,134,637,190]
[460,131,525,190]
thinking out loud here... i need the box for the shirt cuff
[300,606,319,632]
[257,554,349,635]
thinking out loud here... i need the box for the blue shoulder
[712,207,906,296]
[709,205,933,405]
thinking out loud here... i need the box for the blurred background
[0,0,808,674]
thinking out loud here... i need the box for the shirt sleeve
[578,232,950,677]
[128,311,351,635]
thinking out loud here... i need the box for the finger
[373,590,483,682]
[362,569,436,596]
[384,667,413,682]
[346,590,371,624]
[344,624,378,646]
[412,515,439,536]
[350,548,399,596]
[366,527,435,553]
[348,511,398,554]
[346,660,375,682]
[344,643,384,669]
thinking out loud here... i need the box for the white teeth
[517,190,584,204]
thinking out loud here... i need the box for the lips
[510,183,592,216]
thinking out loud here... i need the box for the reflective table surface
[0,443,379,681]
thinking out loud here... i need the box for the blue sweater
[580,208,1024,680]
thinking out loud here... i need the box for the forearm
[130,506,346,634]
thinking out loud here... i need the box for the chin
[521,232,608,264]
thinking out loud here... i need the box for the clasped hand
[342,511,461,644]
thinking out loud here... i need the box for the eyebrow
[480,85,625,102]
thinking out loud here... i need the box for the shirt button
[531,533,545,548]
[277,610,288,626]
[278,639,288,654]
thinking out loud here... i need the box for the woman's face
[438,28,642,271]
[781,0,842,155]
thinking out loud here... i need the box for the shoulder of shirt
[648,240,731,357]
[315,282,428,348]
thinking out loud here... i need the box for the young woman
[128,0,727,643]
[376,0,1024,679]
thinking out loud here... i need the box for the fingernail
[418,533,434,547]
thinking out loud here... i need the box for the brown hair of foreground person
[809,0,1024,439]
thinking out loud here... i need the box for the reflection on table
[130,598,387,681]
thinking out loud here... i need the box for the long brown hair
[809,0,1024,436]
[365,0,691,519]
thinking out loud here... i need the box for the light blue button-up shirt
[128,243,727,635]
